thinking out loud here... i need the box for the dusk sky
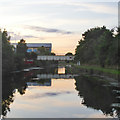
[0,0,119,55]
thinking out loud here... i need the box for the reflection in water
[2,73,28,116]
[75,75,120,118]
[27,79,51,86]
[2,67,120,118]
[2,67,58,117]
[58,67,65,74]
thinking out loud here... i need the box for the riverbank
[66,64,120,81]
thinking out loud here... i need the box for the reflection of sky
[0,0,118,54]
[7,78,112,118]
[57,67,65,74]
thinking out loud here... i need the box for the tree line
[75,26,119,68]
[2,30,33,74]
[2,30,15,74]
[2,26,119,74]
[1,29,56,74]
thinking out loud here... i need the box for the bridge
[31,74,77,79]
[37,56,74,61]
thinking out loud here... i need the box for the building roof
[27,43,52,48]
[11,43,52,48]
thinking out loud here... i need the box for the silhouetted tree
[2,29,15,74]
[75,26,119,68]
[37,46,50,55]
[15,39,27,69]
[16,39,27,58]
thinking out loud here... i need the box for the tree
[37,46,50,55]
[75,26,117,68]
[16,39,27,58]
[15,39,27,69]
[96,29,113,67]
[26,52,37,60]
[2,29,15,74]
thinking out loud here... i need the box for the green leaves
[37,46,50,55]
[75,26,119,68]
[2,30,15,74]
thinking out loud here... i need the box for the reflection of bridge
[36,74,77,79]
[37,56,74,61]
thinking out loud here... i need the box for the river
[2,67,120,118]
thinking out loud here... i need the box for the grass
[74,65,120,75]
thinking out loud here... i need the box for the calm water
[2,67,120,118]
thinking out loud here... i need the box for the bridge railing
[37,56,74,61]
[36,74,77,79]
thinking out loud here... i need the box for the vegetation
[2,29,15,74]
[2,26,119,74]
[70,64,120,75]
[16,39,27,58]
[15,39,28,69]
[26,52,37,60]
[2,29,57,73]
[37,46,50,55]
[37,46,56,56]
[79,65,119,74]
[2,29,36,73]
[75,26,119,68]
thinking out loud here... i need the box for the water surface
[2,67,120,118]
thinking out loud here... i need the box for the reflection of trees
[2,73,28,117]
[39,67,58,74]
[74,75,120,118]
[34,79,51,84]
[2,67,57,117]
[2,94,14,117]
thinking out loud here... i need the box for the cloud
[8,32,41,41]
[23,35,45,40]
[8,32,22,40]
[25,25,74,34]
[27,91,72,99]
[68,2,117,15]
[23,35,39,38]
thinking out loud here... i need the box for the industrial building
[12,43,52,53]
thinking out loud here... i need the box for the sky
[0,0,119,55]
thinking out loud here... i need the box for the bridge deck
[36,74,77,79]
[37,56,74,61]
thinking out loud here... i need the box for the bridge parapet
[37,56,74,61]
[36,74,77,79]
